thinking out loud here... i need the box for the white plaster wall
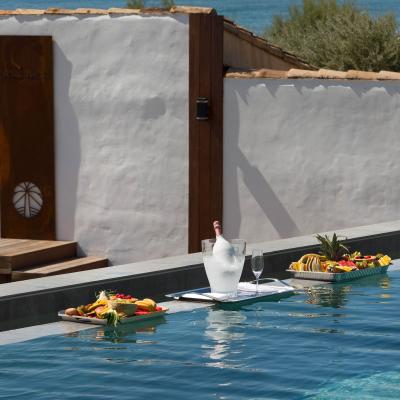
[0,14,189,264]
[224,79,400,243]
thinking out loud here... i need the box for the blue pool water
[1,0,400,34]
[1,270,400,399]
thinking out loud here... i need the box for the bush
[127,0,145,7]
[265,0,400,71]
[127,0,175,8]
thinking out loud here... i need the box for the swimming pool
[1,269,399,399]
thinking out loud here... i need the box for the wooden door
[188,14,224,253]
[0,36,55,239]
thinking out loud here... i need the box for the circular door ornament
[13,182,43,218]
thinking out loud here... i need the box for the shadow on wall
[53,43,81,247]
[224,87,300,239]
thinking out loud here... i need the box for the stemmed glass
[251,250,264,295]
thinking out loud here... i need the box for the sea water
[1,0,400,34]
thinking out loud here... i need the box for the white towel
[205,292,233,301]
[237,282,293,293]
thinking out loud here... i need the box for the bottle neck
[213,221,222,237]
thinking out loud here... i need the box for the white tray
[287,265,389,282]
[58,307,168,325]
[165,279,294,303]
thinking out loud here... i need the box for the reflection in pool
[67,317,167,344]
[204,309,246,364]
[0,270,399,399]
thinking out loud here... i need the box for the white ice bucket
[201,238,246,295]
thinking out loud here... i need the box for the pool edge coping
[1,219,400,301]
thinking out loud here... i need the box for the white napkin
[237,282,293,293]
[204,292,233,301]
[181,293,213,301]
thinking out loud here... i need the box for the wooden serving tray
[58,307,168,325]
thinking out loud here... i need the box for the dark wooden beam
[0,36,55,239]
[189,14,224,253]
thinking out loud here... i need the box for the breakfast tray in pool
[165,279,294,303]
[287,265,389,282]
[58,307,168,325]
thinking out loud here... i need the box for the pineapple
[316,233,349,261]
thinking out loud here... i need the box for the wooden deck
[0,239,108,282]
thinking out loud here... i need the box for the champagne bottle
[212,221,234,266]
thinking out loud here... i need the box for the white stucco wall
[224,78,400,242]
[0,13,189,264]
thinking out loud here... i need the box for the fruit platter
[287,233,392,282]
[58,290,167,326]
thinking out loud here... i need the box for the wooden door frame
[188,14,224,253]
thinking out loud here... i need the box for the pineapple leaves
[105,310,120,327]
[316,233,349,261]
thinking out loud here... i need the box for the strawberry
[347,261,356,267]
[135,311,150,315]
[339,260,356,267]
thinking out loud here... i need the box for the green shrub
[126,0,145,8]
[126,0,175,8]
[265,0,400,71]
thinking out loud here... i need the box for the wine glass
[251,250,264,295]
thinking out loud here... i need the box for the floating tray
[58,307,168,325]
[166,279,294,303]
[287,265,389,282]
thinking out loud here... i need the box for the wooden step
[12,256,108,281]
[0,239,77,274]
